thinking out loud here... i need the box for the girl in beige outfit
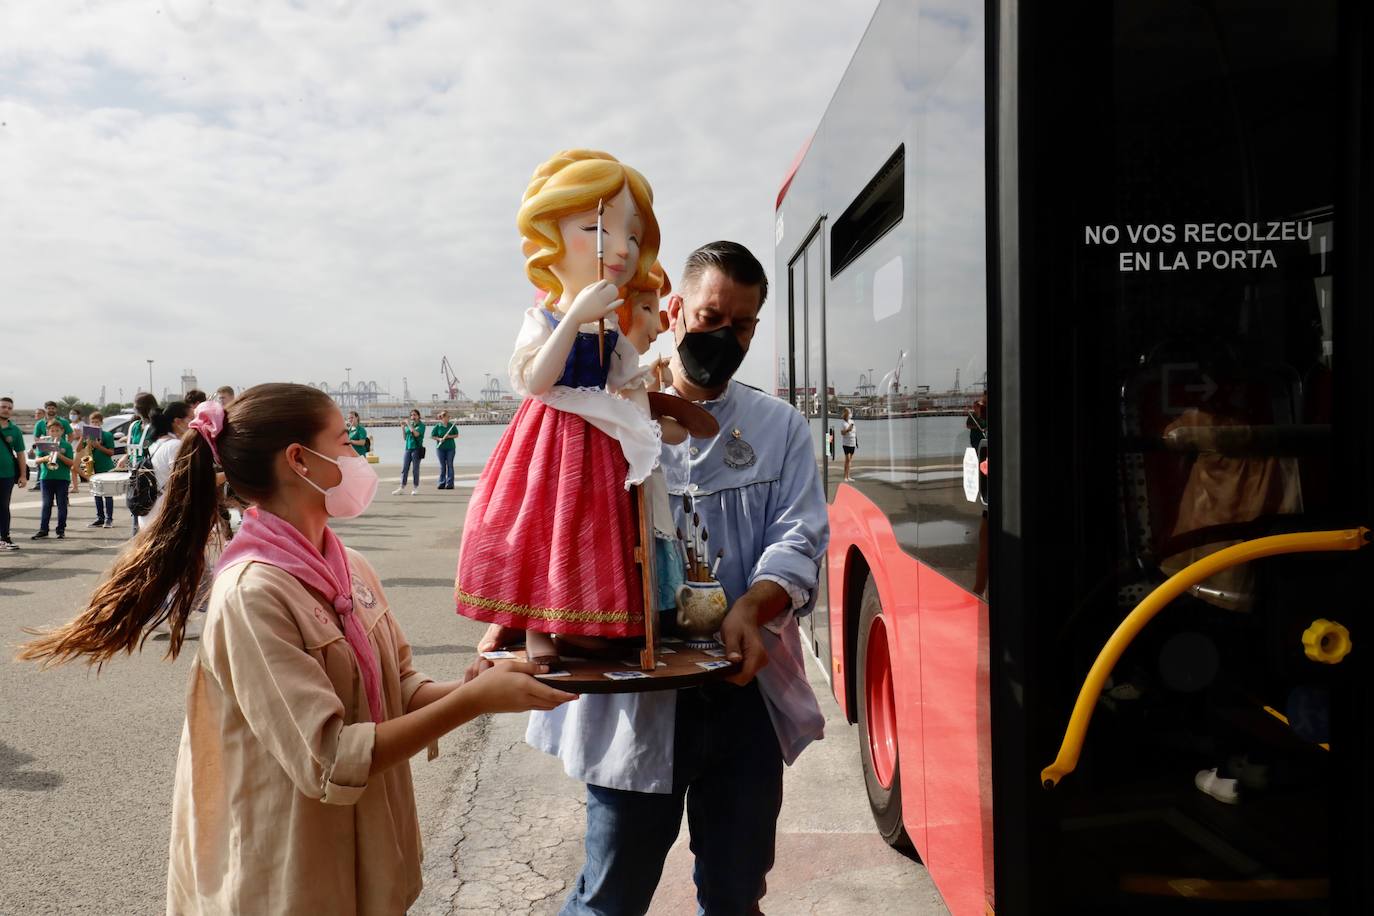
[22,383,575,915]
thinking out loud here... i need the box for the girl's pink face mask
[295,446,379,519]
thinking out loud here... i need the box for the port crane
[882,349,907,395]
[441,356,462,400]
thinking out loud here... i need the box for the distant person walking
[432,410,458,489]
[85,411,118,528]
[0,396,28,551]
[215,386,236,408]
[347,411,371,457]
[394,409,425,496]
[840,407,857,482]
[185,390,208,407]
[32,422,75,540]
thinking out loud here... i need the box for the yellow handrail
[1041,527,1370,788]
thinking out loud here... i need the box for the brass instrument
[77,440,95,480]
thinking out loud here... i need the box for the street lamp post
[147,360,154,398]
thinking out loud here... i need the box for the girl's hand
[564,279,623,327]
[465,660,576,713]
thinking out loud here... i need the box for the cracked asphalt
[1,462,945,915]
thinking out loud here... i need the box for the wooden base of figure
[484,641,740,694]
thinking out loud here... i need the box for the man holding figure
[471,241,828,915]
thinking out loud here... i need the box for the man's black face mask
[677,327,746,390]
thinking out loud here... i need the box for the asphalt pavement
[0,463,944,915]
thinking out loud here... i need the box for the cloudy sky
[0,0,877,408]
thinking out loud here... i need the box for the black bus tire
[856,574,916,855]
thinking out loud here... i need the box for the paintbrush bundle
[677,495,725,584]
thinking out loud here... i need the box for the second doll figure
[454,149,663,666]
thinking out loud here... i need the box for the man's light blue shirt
[527,381,829,793]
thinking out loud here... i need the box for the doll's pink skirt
[455,398,644,637]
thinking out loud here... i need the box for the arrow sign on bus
[1185,374,1218,400]
[1160,362,1219,415]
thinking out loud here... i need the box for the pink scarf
[217,507,385,723]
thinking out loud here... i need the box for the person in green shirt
[33,400,74,439]
[394,409,426,495]
[432,410,459,489]
[0,396,28,549]
[347,411,371,457]
[84,411,118,528]
[34,427,74,539]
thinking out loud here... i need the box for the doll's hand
[645,357,671,392]
[565,279,623,327]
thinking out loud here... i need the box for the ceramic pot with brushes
[675,580,729,648]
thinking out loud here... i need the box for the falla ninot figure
[455,149,668,666]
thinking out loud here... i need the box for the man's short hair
[185,389,208,406]
[44,400,57,409]
[216,386,235,398]
[0,396,12,405]
[681,240,769,308]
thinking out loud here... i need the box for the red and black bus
[775,1,1373,913]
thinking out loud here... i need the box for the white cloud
[0,0,876,406]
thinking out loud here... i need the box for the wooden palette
[485,641,741,694]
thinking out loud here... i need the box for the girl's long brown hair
[18,383,335,668]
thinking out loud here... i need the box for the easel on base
[633,481,658,671]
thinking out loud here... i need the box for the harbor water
[357,413,973,467]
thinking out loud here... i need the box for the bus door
[789,219,832,669]
[992,1,1374,912]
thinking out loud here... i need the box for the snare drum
[91,471,130,498]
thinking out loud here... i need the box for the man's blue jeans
[0,476,14,540]
[561,682,784,916]
[39,480,68,534]
[437,448,455,487]
[400,447,422,487]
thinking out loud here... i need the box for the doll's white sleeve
[607,333,652,393]
[508,308,553,398]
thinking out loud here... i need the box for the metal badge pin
[723,426,757,469]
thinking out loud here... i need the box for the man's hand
[719,599,769,686]
[464,622,522,683]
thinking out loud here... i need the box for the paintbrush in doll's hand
[596,197,605,366]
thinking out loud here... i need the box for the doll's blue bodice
[543,309,617,388]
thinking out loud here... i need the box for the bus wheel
[856,575,915,854]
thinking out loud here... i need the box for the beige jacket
[167,549,434,915]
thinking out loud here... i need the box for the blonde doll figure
[455,150,663,666]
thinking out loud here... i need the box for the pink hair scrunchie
[188,400,225,464]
